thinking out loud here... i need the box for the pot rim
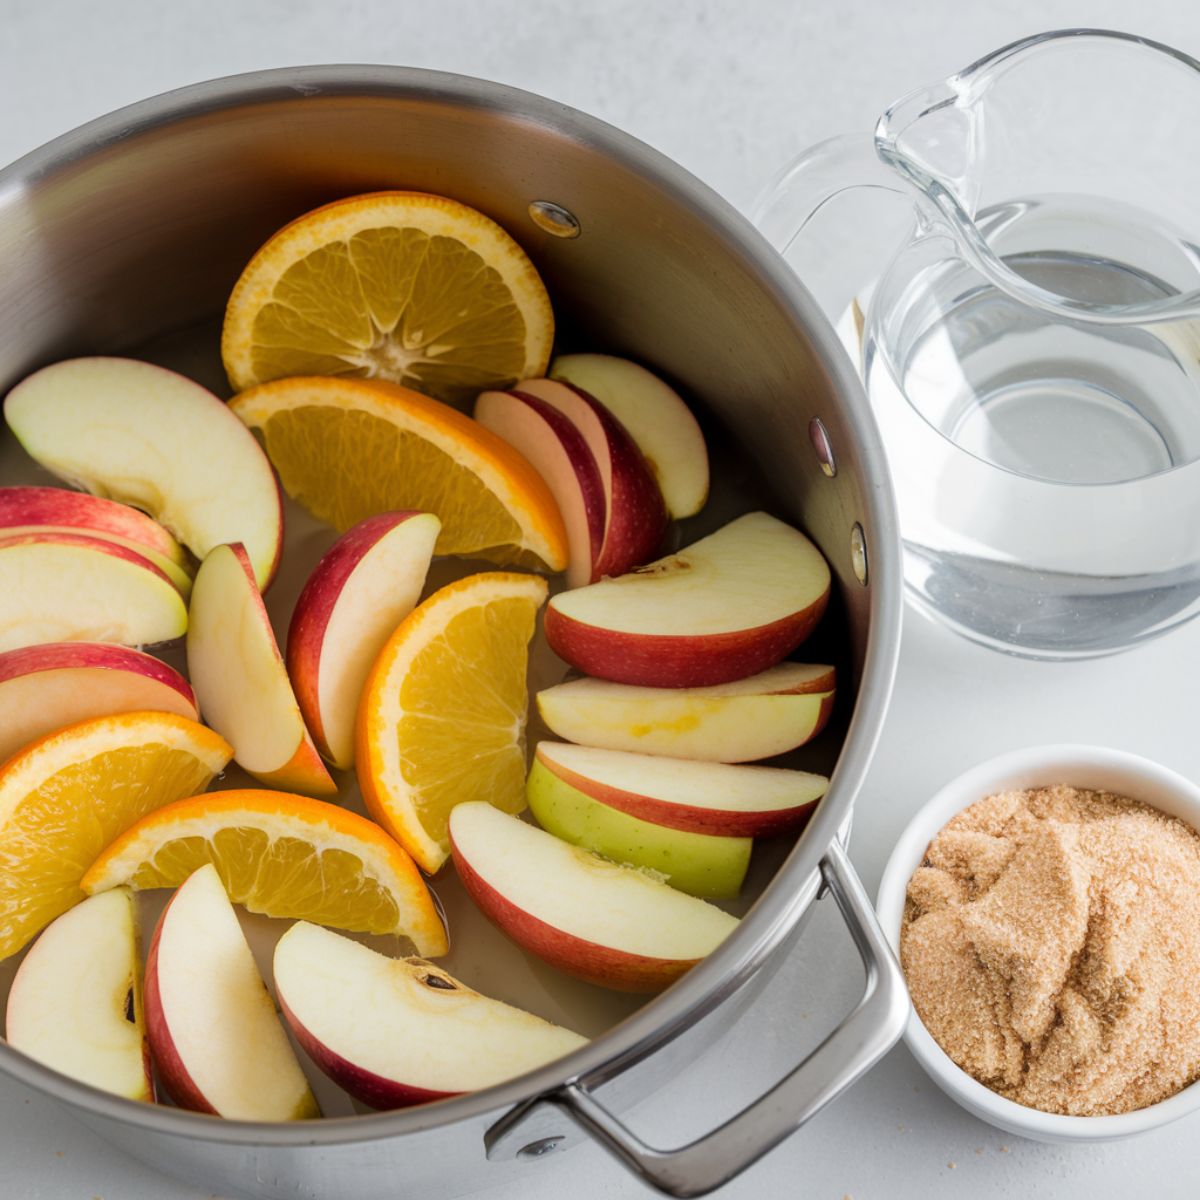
[0,62,902,1146]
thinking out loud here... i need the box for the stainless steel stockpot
[0,66,906,1200]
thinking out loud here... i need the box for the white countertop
[3,1,1200,1197]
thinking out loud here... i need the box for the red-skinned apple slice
[537,662,835,763]
[187,543,336,797]
[6,888,152,1102]
[534,742,829,837]
[273,922,586,1108]
[544,511,831,687]
[0,642,197,764]
[449,802,738,993]
[474,389,605,588]
[0,486,189,567]
[550,354,709,518]
[287,512,440,769]
[143,863,318,1120]
[515,378,667,578]
[0,526,194,598]
[0,532,188,653]
[4,357,283,588]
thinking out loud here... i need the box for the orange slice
[357,572,547,873]
[221,191,554,406]
[229,376,567,571]
[0,712,232,960]
[81,789,447,957]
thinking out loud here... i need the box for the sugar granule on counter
[900,784,1200,1116]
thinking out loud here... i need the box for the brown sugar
[901,784,1200,1116]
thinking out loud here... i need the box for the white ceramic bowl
[876,743,1200,1143]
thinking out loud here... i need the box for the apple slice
[527,757,751,897]
[288,512,440,769]
[144,863,318,1120]
[187,543,336,797]
[474,390,605,588]
[0,532,188,654]
[6,888,152,1102]
[537,662,835,763]
[0,486,189,567]
[4,357,283,588]
[274,922,586,1108]
[0,642,197,764]
[0,526,194,598]
[544,511,831,687]
[534,742,829,837]
[449,802,738,992]
[550,354,709,518]
[514,378,667,579]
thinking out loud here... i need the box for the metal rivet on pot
[528,201,581,239]
[809,417,836,477]
[850,523,868,585]
[516,1136,565,1160]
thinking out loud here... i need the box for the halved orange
[221,191,554,407]
[81,789,447,957]
[230,376,567,571]
[0,712,232,960]
[357,572,547,874]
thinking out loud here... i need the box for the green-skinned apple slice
[527,756,750,897]
[533,742,828,837]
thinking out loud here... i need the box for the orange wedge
[357,571,547,874]
[221,191,554,406]
[0,712,232,960]
[81,789,447,956]
[230,376,567,571]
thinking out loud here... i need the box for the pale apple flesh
[514,377,667,578]
[288,511,440,770]
[3,357,284,588]
[187,543,336,798]
[474,389,605,588]
[5,888,152,1102]
[143,863,318,1120]
[0,532,189,653]
[534,741,829,837]
[550,354,709,519]
[0,642,198,764]
[536,663,836,763]
[544,511,831,688]
[449,802,738,993]
[527,758,751,897]
[274,921,586,1108]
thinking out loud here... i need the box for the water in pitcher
[861,197,1200,658]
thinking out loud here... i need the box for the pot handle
[486,841,908,1197]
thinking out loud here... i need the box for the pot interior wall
[0,75,877,1122]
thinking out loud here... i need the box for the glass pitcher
[755,29,1200,660]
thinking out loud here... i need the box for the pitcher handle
[751,132,923,333]
[485,841,909,1197]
